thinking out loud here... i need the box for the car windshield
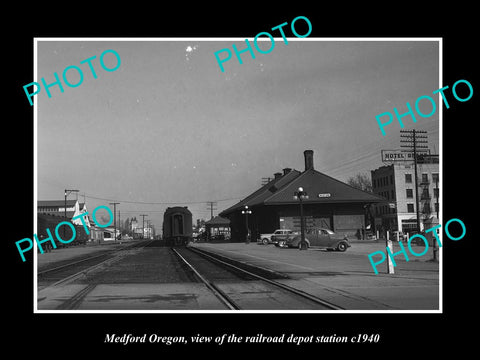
[320,229,334,235]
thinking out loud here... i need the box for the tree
[123,217,131,235]
[347,172,373,193]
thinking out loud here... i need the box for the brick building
[220,150,385,242]
[371,155,439,233]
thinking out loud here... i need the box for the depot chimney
[304,150,314,171]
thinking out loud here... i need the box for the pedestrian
[246,230,251,244]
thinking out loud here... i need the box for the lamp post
[241,205,252,244]
[293,187,309,250]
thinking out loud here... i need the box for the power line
[206,201,217,219]
[83,194,242,205]
[323,151,379,174]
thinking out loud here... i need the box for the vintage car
[257,232,275,245]
[271,229,298,246]
[278,228,351,252]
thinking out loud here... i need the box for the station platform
[190,241,441,311]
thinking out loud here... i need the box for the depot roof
[205,216,230,226]
[220,168,384,216]
[38,200,77,208]
[220,169,302,215]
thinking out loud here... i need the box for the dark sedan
[278,228,350,251]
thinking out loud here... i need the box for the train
[162,206,193,246]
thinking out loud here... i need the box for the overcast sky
[36,39,440,230]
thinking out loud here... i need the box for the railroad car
[162,206,193,246]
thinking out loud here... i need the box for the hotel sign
[381,149,430,162]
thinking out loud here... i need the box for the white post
[386,231,395,274]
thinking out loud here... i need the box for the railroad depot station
[36,148,439,245]
[220,150,385,242]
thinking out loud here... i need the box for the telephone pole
[400,129,428,233]
[109,202,120,242]
[206,201,217,219]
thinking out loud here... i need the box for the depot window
[405,174,412,183]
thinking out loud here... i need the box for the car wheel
[262,238,269,245]
[298,242,309,249]
[337,242,348,252]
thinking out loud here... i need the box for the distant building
[205,216,230,240]
[371,155,439,233]
[37,199,91,227]
[90,227,120,242]
[129,217,153,239]
[37,200,91,244]
[220,150,385,241]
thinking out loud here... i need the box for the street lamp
[241,205,252,244]
[293,187,309,250]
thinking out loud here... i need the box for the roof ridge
[220,169,301,215]
[264,168,385,204]
[38,199,78,205]
[310,168,384,199]
[263,169,311,202]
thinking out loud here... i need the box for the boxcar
[162,206,193,246]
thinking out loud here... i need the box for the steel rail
[56,284,97,310]
[188,246,344,310]
[38,240,153,279]
[171,248,240,310]
[51,241,153,288]
[45,241,155,310]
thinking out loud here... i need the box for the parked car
[271,229,298,246]
[279,228,350,251]
[257,232,275,245]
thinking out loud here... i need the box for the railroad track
[38,240,153,285]
[172,246,344,310]
[37,240,154,309]
[38,241,344,310]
